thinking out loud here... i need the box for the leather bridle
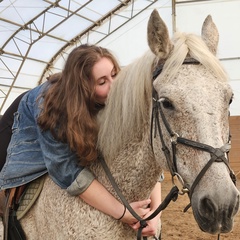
[151,60,236,210]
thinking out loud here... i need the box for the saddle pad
[16,175,45,220]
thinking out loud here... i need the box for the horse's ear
[201,15,219,55]
[147,9,173,59]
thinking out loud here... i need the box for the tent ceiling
[0,0,157,113]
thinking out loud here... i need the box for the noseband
[151,60,236,211]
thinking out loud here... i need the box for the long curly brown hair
[38,44,120,165]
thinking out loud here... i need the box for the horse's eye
[229,95,233,105]
[160,98,174,110]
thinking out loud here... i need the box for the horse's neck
[91,128,162,201]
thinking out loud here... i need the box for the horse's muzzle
[192,190,240,234]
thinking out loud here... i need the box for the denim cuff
[67,168,95,196]
[159,172,164,182]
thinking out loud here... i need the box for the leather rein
[99,155,178,240]
[99,59,236,240]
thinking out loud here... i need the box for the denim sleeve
[37,128,95,191]
[28,90,96,191]
[159,172,164,182]
[67,168,95,196]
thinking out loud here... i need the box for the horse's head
[149,10,239,234]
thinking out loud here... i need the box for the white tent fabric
[0,0,239,115]
[0,0,157,113]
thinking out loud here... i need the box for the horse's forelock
[157,32,228,85]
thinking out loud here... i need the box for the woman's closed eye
[98,78,106,85]
[111,71,117,78]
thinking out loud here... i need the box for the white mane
[97,51,155,160]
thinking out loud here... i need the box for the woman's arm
[149,181,162,212]
[79,179,152,225]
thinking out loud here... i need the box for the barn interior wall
[229,116,240,178]
[175,0,240,116]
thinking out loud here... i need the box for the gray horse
[19,10,239,239]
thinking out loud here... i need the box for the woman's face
[92,57,117,104]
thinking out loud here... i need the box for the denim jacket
[0,82,95,196]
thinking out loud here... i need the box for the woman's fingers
[131,199,151,217]
[121,199,151,224]
[130,199,151,210]
[129,211,160,237]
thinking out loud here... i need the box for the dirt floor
[160,173,240,240]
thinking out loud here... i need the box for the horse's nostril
[200,197,216,220]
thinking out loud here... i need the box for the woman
[0,44,161,237]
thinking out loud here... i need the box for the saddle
[0,176,45,240]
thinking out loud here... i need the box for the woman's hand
[120,199,151,225]
[129,182,162,237]
[130,210,161,237]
